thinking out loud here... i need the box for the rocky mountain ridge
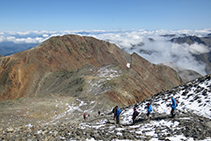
[0,34,182,106]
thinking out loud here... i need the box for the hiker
[115,106,121,124]
[84,113,87,120]
[145,103,152,120]
[112,106,117,119]
[171,97,177,117]
[132,107,139,124]
[98,110,101,116]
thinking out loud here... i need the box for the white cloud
[88,30,210,75]
[6,36,16,41]
[0,36,4,42]
[42,34,49,37]
[183,43,210,54]
[17,31,33,36]
[124,37,208,75]
[14,37,44,44]
[1,36,44,44]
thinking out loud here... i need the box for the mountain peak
[0,34,182,105]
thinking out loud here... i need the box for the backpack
[176,100,178,107]
[133,111,139,117]
[116,108,121,116]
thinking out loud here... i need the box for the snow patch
[126,63,130,68]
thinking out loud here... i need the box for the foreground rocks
[0,112,210,141]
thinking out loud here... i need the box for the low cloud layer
[0,29,211,75]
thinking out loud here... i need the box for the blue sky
[0,0,211,31]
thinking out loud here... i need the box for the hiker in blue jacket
[146,103,152,120]
[171,97,177,117]
[115,106,121,124]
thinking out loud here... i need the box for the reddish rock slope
[0,34,182,105]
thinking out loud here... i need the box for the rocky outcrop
[0,34,182,104]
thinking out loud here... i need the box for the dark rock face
[0,34,182,105]
[170,36,207,45]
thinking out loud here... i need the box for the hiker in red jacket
[84,113,87,120]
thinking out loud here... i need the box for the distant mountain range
[0,42,38,56]
[170,35,211,46]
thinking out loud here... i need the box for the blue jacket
[171,98,177,110]
[147,105,152,113]
[116,108,121,116]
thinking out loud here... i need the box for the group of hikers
[83,97,178,124]
[112,97,178,124]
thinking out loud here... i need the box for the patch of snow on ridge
[126,63,130,68]
[121,76,211,125]
[176,79,211,118]
[96,65,120,78]
[25,123,33,127]
[127,120,181,139]
[87,65,122,95]
[166,135,194,141]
